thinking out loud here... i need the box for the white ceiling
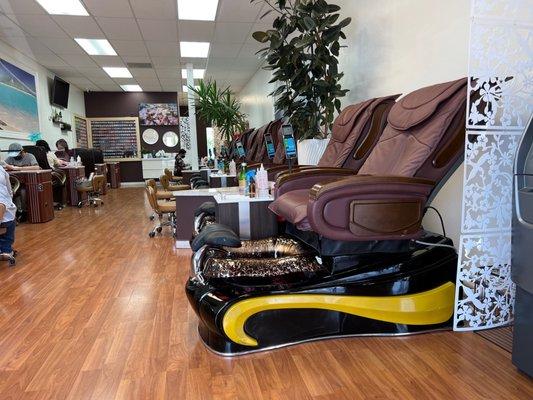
[0,0,274,99]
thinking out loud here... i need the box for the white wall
[0,39,85,153]
[238,0,470,245]
[239,68,275,128]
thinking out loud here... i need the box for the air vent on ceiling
[126,62,153,69]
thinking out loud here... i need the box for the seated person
[4,143,40,221]
[55,139,71,162]
[36,139,67,169]
[4,143,41,171]
[0,164,17,258]
[174,149,190,176]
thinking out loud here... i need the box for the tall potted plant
[190,80,246,145]
[251,0,351,165]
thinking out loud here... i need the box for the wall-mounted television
[51,76,70,108]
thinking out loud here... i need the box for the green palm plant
[251,0,351,140]
[189,80,246,143]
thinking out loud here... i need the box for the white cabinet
[142,158,175,179]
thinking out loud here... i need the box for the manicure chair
[159,174,189,192]
[185,78,467,355]
[76,175,106,207]
[145,186,176,238]
[164,168,183,183]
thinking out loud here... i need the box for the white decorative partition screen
[179,117,192,151]
[454,0,532,330]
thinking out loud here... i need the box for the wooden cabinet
[10,170,54,223]
[107,162,121,188]
[94,163,108,194]
[60,166,87,206]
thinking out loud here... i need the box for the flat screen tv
[51,76,69,108]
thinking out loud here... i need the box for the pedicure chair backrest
[318,95,400,169]
[246,122,272,163]
[256,119,283,164]
[305,78,467,241]
[358,78,467,182]
[229,128,254,160]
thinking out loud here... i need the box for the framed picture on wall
[139,103,179,126]
[0,58,39,135]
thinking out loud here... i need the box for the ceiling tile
[159,79,180,91]
[130,0,177,20]
[229,57,262,70]
[123,55,152,64]
[179,58,208,68]
[7,14,68,38]
[0,14,25,37]
[206,57,235,69]
[98,83,122,91]
[0,36,52,55]
[136,77,160,86]
[95,17,142,41]
[63,54,99,68]
[110,40,148,56]
[209,42,242,58]
[83,0,134,18]
[40,37,85,54]
[151,57,178,67]
[91,55,126,67]
[177,21,215,42]
[130,67,158,78]
[66,77,96,88]
[145,41,178,57]
[52,16,104,38]
[0,0,46,15]
[48,67,83,78]
[217,0,262,23]
[142,84,163,91]
[89,77,117,85]
[75,67,110,78]
[155,68,179,79]
[213,22,253,43]
[137,19,178,41]
[35,54,70,68]
[239,42,266,57]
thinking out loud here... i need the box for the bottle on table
[238,163,247,195]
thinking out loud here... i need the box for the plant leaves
[252,31,269,43]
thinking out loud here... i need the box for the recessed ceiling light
[121,84,143,92]
[75,38,117,56]
[180,42,210,58]
[103,67,133,78]
[181,69,205,79]
[182,85,200,93]
[35,0,88,16]
[177,0,219,21]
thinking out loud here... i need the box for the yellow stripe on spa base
[222,282,455,346]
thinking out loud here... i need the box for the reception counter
[142,158,175,179]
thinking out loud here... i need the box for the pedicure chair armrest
[275,167,356,197]
[307,176,435,241]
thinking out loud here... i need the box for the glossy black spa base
[185,233,457,356]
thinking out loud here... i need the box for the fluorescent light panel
[177,0,219,21]
[75,38,117,56]
[180,42,210,58]
[181,69,205,79]
[103,67,133,78]
[36,0,88,16]
[121,84,143,92]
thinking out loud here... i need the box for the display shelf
[74,115,88,148]
[88,117,140,160]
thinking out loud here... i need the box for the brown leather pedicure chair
[186,78,467,355]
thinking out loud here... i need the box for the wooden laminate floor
[0,188,531,400]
